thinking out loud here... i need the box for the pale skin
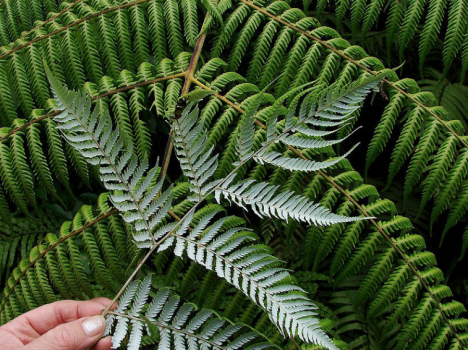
[0,298,115,350]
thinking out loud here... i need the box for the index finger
[11,298,112,335]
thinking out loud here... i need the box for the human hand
[0,298,114,350]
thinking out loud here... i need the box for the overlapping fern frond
[0,193,132,324]
[173,75,381,226]
[0,213,60,287]
[48,65,175,249]
[419,68,468,129]
[366,76,468,255]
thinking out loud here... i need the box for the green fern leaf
[165,0,184,58]
[398,0,425,62]
[419,134,458,216]
[431,148,468,233]
[403,117,440,207]
[419,0,447,72]
[443,0,468,73]
[366,92,405,173]
[199,0,224,28]
[387,106,425,189]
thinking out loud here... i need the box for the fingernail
[82,315,105,336]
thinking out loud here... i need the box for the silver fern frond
[215,174,365,226]
[236,90,265,162]
[168,211,339,349]
[106,275,280,350]
[254,143,359,173]
[47,70,381,350]
[47,68,173,248]
[202,75,384,225]
[172,102,220,200]
[257,74,387,172]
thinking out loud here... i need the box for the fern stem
[289,337,303,350]
[102,40,210,309]
[191,78,244,114]
[107,311,142,322]
[102,244,158,317]
[0,113,58,144]
[239,0,468,152]
[157,131,175,183]
[158,21,209,182]
[101,210,193,317]
[195,71,464,347]
[97,72,186,99]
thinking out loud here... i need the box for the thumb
[23,315,106,350]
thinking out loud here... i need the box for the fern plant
[1,0,468,349]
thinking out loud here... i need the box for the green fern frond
[386,106,425,189]
[308,0,468,76]
[0,141,29,214]
[366,90,405,173]
[431,147,468,234]
[403,117,440,207]
[419,134,458,217]
[398,0,425,62]
[0,193,131,323]
[419,0,447,72]
[443,0,468,73]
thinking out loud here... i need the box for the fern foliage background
[1,0,468,349]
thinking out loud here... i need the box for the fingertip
[82,315,106,337]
